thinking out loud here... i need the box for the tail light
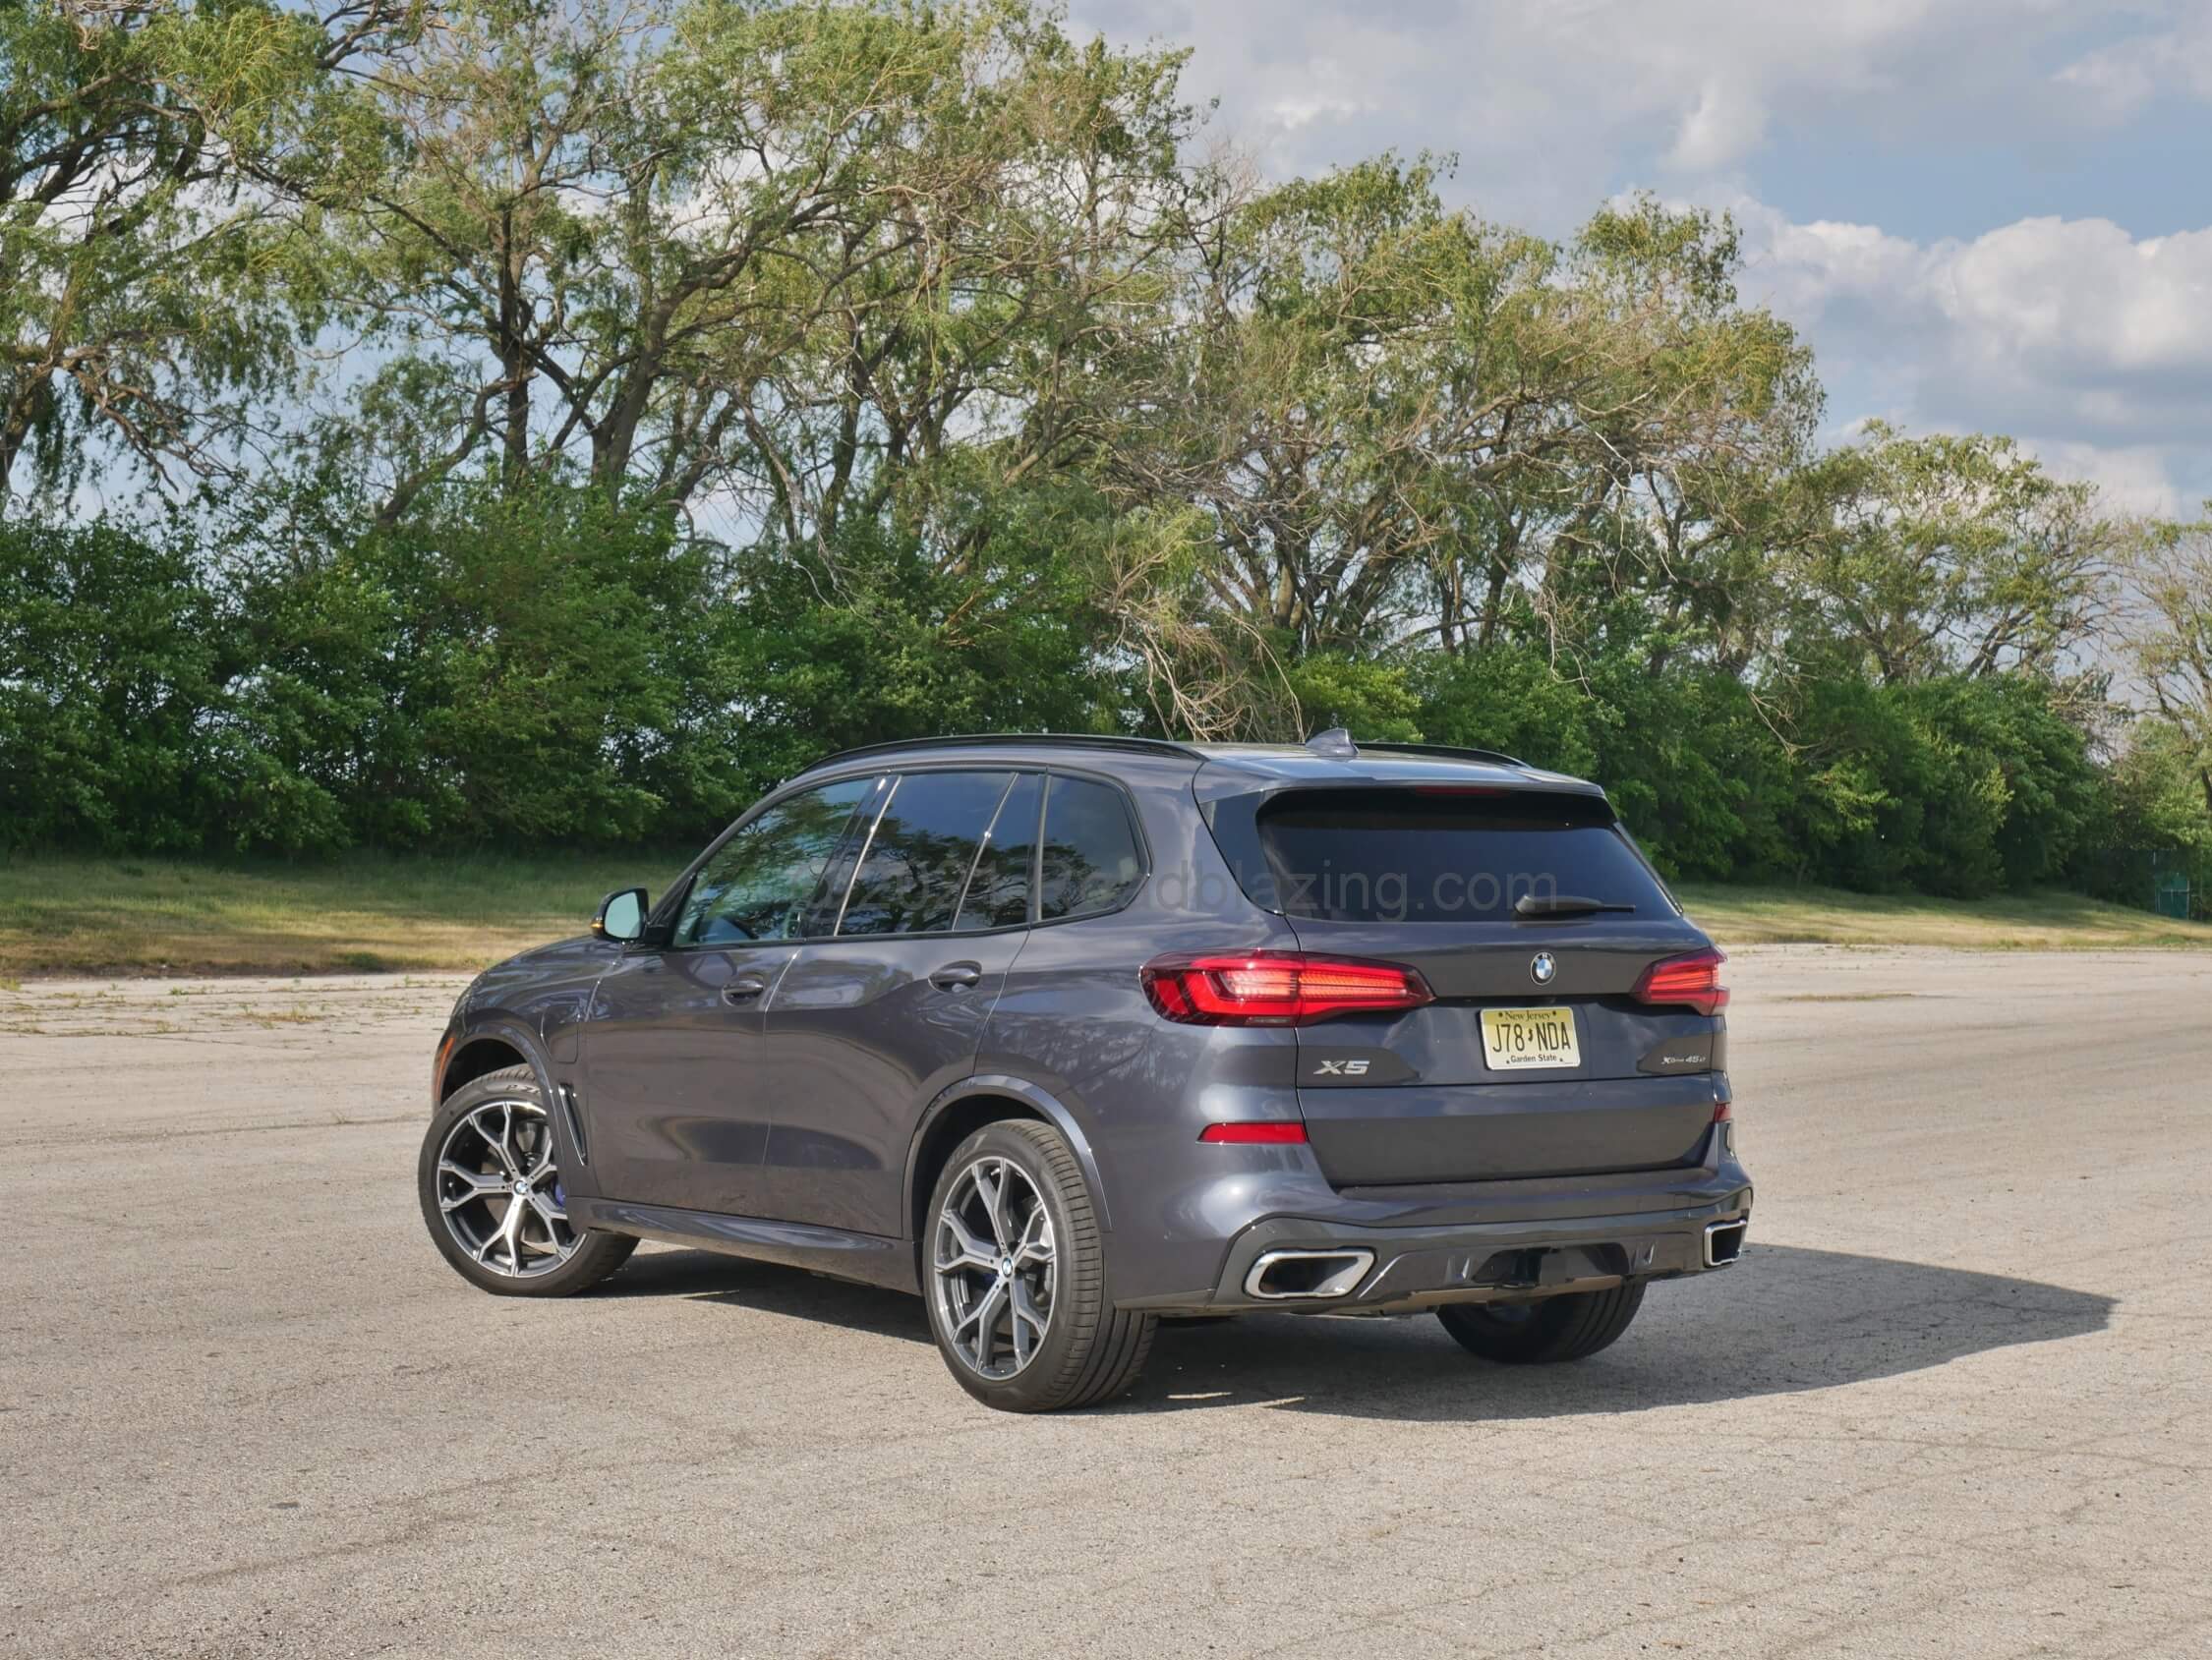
[1141,951,1433,1026]
[1632,946,1728,1015]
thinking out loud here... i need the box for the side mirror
[592,887,650,943]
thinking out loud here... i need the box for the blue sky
[1076,0,2212,515]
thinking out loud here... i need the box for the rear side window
[675,777,876,945]
[1254,788,1671,924]
[838,772,1013,937]
[956,773,1042,931]
[1038,775,1144,920]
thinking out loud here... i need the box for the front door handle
[723,971,772,1005]
[929,961,983,992]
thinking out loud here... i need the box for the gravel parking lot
[3,947,2208,1658]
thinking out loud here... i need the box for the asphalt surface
[3,947,2208,1659]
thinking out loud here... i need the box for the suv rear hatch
[1200,773,1725,1185]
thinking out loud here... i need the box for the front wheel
[417,1064,636,1297]
[923,1120,1155,1412]
[1435,1283,1645,1364]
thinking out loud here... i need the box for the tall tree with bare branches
[0,0,402,512]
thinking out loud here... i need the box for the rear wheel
[1435,1284,1645,1364]
[418,1064,635,1297]
[923,1120,1155,1412]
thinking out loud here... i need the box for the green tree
[0,0,395,511]
[2130,513,2212,816]
[716,504,1109,794]
[0,516,253,848]
[308,0,1201,532]
[1788,425,2120,685]
[227,481,752,846]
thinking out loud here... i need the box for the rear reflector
[1198,1121,1309,1144]
[1142,951,1434,1026]
[1632,946,1729,1015]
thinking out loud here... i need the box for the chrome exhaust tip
[1244,1247,1376,1300]
[1703,1218,1748,1268]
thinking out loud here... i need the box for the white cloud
[2053,8,2212,121]
[1076,1,2170,223]
[1731,200,2212,511]
[1667,82,1768,171]
[2019,438,2184,515]
[1264,84,1368,133]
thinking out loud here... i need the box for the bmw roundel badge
[1530,951,1557,986]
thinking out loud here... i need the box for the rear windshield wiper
[1513,892,1637,918]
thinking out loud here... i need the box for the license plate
[1481,1006,1581,1070]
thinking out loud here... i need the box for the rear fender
[902,1074,1112,1238]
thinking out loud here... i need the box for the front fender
[433,1011,554,1104]
[432,1015,603,1202]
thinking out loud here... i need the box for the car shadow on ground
[596,1242,2114,1420]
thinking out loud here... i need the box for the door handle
[722,972,772,1005]
[929,961,983,992]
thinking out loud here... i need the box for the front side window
[673,778,876,945]
[1038,775,1144,920]
[838,771,1013,937]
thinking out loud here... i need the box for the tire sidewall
[922,1122,1096,1411]
[418,1070,614,1297]
[1436,1283,1644,1364]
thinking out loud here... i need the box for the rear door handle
[929,961,983,992]
[722,972,772,1005]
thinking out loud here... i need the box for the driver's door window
[673,777,880,946]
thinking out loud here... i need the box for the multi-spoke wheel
[435,1096,579,1279]
[417,1063,635,1297]
[931,1156,1058,1378]
[921,1120,1156,1412]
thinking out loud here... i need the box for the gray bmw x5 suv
[419,731,1752,1411]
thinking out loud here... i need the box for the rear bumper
[1193,1191,1751,1315]
[1113,1144,1752,1315]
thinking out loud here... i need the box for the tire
[922,1119,1156,1412]
[418,1063,636,1298]
[1435,1283,1646,1365]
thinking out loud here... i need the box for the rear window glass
[1253,788,1671,924]
[1038,775,1144,919]
[956,773,1042,931]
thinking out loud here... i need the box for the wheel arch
[437,1016,604,1200]
[439,1032,537,1103]
[903,1075,1112,1254]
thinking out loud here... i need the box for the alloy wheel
[434,1098,580,1279]
[931,1155,1058,1379]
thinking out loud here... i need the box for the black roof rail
[1355,740,1530,769]
[800,732,1203,773]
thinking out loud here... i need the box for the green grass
[0,851,690,978]
[2,854,2208,978]
[1675,882,2212,950]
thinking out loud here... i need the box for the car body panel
[1297,1072,1722,1184]
[572,1195,914,1291]
[575,944,798,1215]
[752,931,1026,1234]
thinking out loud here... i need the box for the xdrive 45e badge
[1530,951,1557,986]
